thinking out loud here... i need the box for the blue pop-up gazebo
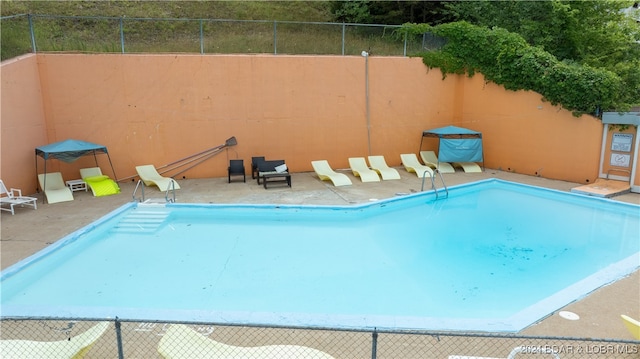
[419,125,484,164]
[35,139,117,195]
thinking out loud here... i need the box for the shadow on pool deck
[1,169,638,340]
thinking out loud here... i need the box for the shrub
[401,21,623,116]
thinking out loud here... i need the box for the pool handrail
[165,179,177,203]
[132,178,176,203]
[422,168,448,199]
[133,179,145,202]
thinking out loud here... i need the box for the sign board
[610,153,631,167]
[611,133,633,152]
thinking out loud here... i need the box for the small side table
[66,179,88,192]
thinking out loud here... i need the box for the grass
[1,1,420,60]
[0,1,332,21]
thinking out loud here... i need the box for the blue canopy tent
[35,139,117,199]
[419,125,484,165]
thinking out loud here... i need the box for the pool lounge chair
[419,151,455,173]
[38,172,74,204]
[400,153,434,178]
[158,324,336,359]
[348,157,380,182]
[0,179,37,215]
[80,167,121,197]
[135,165,181,192]
[621,314,640,339]
[453,161,483,173]
[1,321,109,359]
[367,155,401,180]
[311,160,352,186]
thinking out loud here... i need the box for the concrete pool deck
[1,169,638,340]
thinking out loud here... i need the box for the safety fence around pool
[1,318,638,358]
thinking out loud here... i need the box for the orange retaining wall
[1,53,604,194]
[456,74,603,184]
[0,54,49,191]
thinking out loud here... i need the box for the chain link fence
[0,14,444,60]
[1,318,638,358]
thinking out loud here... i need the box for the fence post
[371,329,378,359]
[403,31,407,57]
[273,20,277,55]
[199,19,204,54]
[119,17,125,54]
[115,317,125,359]
[341,23,346,56]
[28,14,36,53]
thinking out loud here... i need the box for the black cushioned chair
[251,156,265,179]
[257,160,291,188]
[256,160,285,184]
[228,159,246,183]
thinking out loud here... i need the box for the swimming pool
[1,179,638,332]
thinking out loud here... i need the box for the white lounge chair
[311,160,352,186]
[0,180,37,215]
[1,321,109,359]
[419,151,455,173]
[348,157,380,182]
[367,155,401,180]
[135,165,181,191]
[80,167,121,197]
[158,324,336,359]
[37,172,74,204]
[400,153,434,178]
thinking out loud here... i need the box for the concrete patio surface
[1,168,638,340]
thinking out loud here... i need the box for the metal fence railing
[0,14,444,61]
[1,318,638,358]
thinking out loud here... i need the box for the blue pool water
[1,179,638,332]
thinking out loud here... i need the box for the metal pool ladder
[421,169,448,199]
[132,179,177,203]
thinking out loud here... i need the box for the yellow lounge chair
[135,165,181,191]
[367,155,401,180]
[621,314,640,339]
[420,151,456,173]
[80,167,121,197]
[400,153,434,178]
[453,161,482,173]
[158,324,336,359]
[1,321,109,359]
[348,157,380,182]
[311,160,352,186]
[38,172,74,204]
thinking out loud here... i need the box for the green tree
[330,0,451,25]
[330,0,372,24]
[446,1,639,65]
[443,0,640,110]
[401,21,622,116]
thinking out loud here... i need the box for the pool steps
[112,206,170,234]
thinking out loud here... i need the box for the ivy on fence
[400,21,623,117]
